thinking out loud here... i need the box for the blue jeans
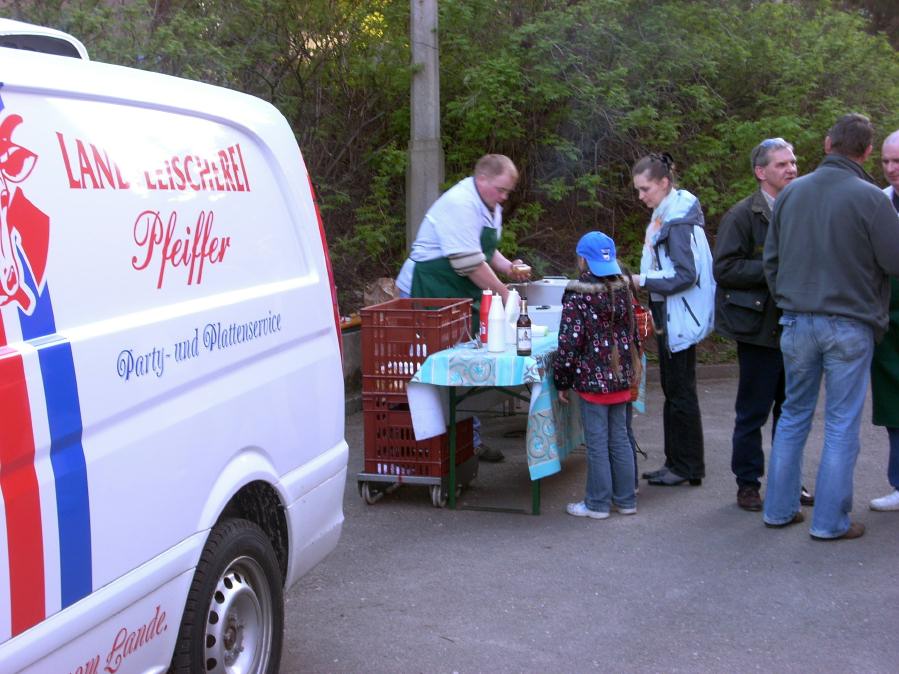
[580,400,635,512]
[762,313,873,538]
[886,427,899,489]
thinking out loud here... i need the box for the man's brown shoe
[737,485,762,511]
[764,511,804,528]
[811,522,865,541]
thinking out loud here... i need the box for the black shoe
[641,466,669,480]
[477,443,504,462]
[800,486,815,507]
[737,485,762,511]
[648,470,701,487]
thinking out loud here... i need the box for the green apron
[410,226,499,315]
[872,276,899,427]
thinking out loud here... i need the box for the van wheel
[170,519,283,674]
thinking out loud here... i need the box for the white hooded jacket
[639,189,715,353]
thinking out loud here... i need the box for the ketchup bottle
[479,290,492,343]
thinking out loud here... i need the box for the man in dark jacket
[714,138,813,511]
[762,114,899,540]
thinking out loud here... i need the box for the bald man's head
[883,130,899,191]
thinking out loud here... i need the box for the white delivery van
[0,17,89,59]
[0,26,347,674]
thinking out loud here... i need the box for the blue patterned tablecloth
[407,334,584,480]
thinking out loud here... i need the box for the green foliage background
[8,0,898,309]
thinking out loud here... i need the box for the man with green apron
[869,129,899,511]
[396,154,531,460]
[397,154,529,307]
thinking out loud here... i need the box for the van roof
[2,45,284,139]
[1,44,310,231]
[0,17,89,60]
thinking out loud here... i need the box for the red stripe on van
[0,339,46,635]
[307,175,343,362]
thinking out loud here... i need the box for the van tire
[170,518,284,674]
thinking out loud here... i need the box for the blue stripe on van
[18,269,93,607]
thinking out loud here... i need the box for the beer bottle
[516,298,532,356]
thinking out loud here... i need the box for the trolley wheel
[430,484,447,508]
[361,482,379,505]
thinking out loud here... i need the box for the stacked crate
[360,298,474,478]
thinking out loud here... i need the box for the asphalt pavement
[281,368,899,673]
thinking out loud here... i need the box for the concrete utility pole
[406,0,444,249]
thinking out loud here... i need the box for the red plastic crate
[362,397,473,478]
[360,297,472,396]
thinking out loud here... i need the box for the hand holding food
[509,259,532,281]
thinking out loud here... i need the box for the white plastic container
[504,288,520,343]
[487,293,507,352]
[530,304,563,333]
[526,277,569,306]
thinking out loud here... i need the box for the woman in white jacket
[630,153,715,486]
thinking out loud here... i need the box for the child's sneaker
[566,501,610,519]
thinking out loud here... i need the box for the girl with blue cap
[554,231,641,518]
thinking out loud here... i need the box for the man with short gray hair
[713,137,813,511]
[762,113,899,540]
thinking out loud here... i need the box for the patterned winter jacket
[553,273,641,395]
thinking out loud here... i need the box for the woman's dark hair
[631,152,677,185]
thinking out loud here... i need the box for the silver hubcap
[204,556,272,673]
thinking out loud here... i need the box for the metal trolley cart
[357,297,479,507]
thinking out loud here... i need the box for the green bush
[13,0,898,312]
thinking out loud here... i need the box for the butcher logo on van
[0,112,50,314]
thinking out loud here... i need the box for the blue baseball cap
[576,231,621,277]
